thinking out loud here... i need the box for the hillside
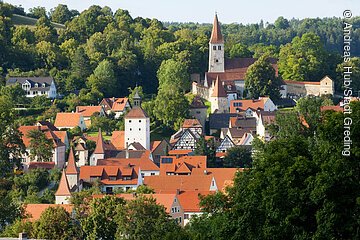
[11,14,65,30]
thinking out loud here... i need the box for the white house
[6,77,57,98]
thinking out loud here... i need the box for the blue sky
[5,0,360,24]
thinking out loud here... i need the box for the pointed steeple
[211,76,227,97]
[133,89,141,108]
[66,147,79,175]
[210,14,224,44]
[55,169,71,196]
[94,128,105,154]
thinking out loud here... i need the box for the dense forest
[0,1,360,100]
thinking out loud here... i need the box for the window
[109,176,116,181]
[151,173,155,176]
[130,128,132,131]
[213,46,216,50]
[35,83,38,88]
[139,120,141,122]
[139,128,141,131]
[42,83,46,87]
[129,120,132,123]
[179,217,182,223]
[218,46,221,50]
[215,59,219,63]
[184,214,189,220]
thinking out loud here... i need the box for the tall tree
[223,146,252,168]
[245,56,281,99]
[87,59,116,97]
[50,4,72,24]
[0,95,24,176]
[157,59,190,93]
[32,206,79,240]
[115,196,185,240]
[26,129,53,162]
[278,33,328,81]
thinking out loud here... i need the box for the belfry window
[218,46,221,50]
[213,46,216,50]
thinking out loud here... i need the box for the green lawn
[86,131,112,141]
[11,14,65,30]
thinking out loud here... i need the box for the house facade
[6,77,57,98]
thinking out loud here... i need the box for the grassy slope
[11,14,65,30]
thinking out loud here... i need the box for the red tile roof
[79,165,138,185]
[97,151,159,172]
[209,14,224,44]
[230,97,270,113]
[54,113,82,128]
[144,175,214,193]
[66,147,79,175]
[112,98,129,111]
[192,168,242,192]
[211,76,227,97]
[19,126,65,148]
[125,107,148,118]
[94,129,106,154]
[182,119,202,128]
[55,170,71,196]
[160,155,207,175]
[283,80,320,85]
[24,204,73,222]
[168,149,193,156]
[111,131,125,150]
[320,105,344,112]
[177,191,213,212]
[76,106,103,117]
[150,140,162,151]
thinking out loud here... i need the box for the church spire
[66,147,79,175]
[93,128,105,154]
[210,13,224,44]
[55,169,71,197]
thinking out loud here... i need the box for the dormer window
[35,83,38,88]
[42,83,46,87]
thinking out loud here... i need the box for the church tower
[124,90,150,150]
[210,76,228,113]
[208,14,225,73]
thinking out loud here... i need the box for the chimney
[125,142,129,159]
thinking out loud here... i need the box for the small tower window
[213,46,216,50]
[218,46,221,50]
[215,59,219,63]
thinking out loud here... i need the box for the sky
[4,0,360,24]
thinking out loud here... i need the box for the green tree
[26,129,53,162]
[223,146,252,168]
[28,6,47,19]
[87,60,116,97]
[115,196,184,240]
[0,84,28,105]
[194,137,217,167]
[153,89,189,129]
[336,57,360,94]
[80,196,125,240]
[34,17,57,43]
[274,16,290,29]
[71,47,93,80]
[278,33,328,81]
[157,59,190,93]
[33,206,79,240]
[229,43,253,58]
[245,56,281,99]
[50,4,72,24]
[0,96,25,176]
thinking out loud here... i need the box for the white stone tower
[208,14,225,73]
[65,147,79,191]
[124,90,150,150]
